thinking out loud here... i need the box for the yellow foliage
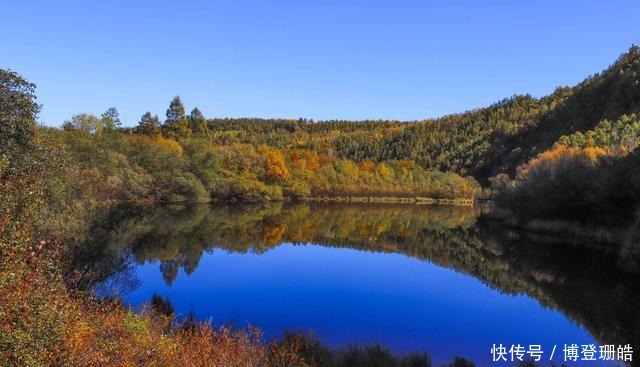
[359,161,376,172]
[287,149,321,172]
[263,222,288,245]
[393,160,416,173]
[127,135,183,156]
[259,146,289,182]
[377,163,394,179]
[517,145,612,180]
[583,146,608,162]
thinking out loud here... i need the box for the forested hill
[45,45,640,205]
[196,46,640,182]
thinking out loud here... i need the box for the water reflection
[77,203,639,366]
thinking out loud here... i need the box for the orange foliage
[393,160,416,173]
[287,149,321,172]
[2,237,306,367]
[259,146,289,183]
[359,161,376,172]
[262,222,288,245]
[376,163,394,179]
[517,145,611,180]
[61,305,300,367]
[583,146,608,162]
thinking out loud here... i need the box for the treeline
[57,100,480,203]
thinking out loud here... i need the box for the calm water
[83,203,639,366]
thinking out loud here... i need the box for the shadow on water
[71,202,640,366]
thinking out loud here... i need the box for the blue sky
[2,0,638,126]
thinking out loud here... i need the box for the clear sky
[2,0,638,126]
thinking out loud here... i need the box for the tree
[0,69,39,160]
[1,69,68,242]
[1,69,41,237]
[164,96,190,139]
[166,96,185,123]
[189,107,204,121]
[62,113,102,134]
[189,107,208,136]
[259,146,289,183]
[101,107,121,131]
[137,112,161,136]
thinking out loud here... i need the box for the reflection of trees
[469,222,640,350]
[80,203,640,353]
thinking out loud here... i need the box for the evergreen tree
[164,96,190,139]
[166,96,185,122]
[137,112,161,136]
[188,106,207,136]
[189,106,204,121]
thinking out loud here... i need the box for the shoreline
[140,195,479,206]
[300,196,476,206]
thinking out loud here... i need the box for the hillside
[192,46,640,183]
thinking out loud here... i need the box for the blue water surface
[123,243,601,366]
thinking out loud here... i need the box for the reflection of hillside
[469,224,640,352]
[83,203,640,356]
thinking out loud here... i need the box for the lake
[81,203,639,366]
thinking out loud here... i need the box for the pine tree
[189,107,208,136]
[164,96,190,139]
[166,96,185,123]
[137,112,161,136]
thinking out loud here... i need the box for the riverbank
[145,195,479,206]
[301,196,475,206]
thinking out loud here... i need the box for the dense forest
[57,102,480,204]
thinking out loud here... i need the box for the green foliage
[0,69,39,156]
[494,113,640,224]
[136,112,161,136]
[0,69,40,239]
[62,113,103,134]
[554,113,640,151]
[101,107,121,131]
[0,69,71,241]
[164,96,190,139]
[188,106,208,136]
[166,95,185,122]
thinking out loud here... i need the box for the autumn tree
[259,146,289,183]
